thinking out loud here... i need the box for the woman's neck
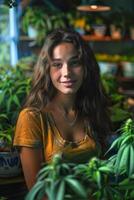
[52,94,76,113]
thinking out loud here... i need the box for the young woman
[13,29,111,190]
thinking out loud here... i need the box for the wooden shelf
[117,77,134,81]
[0,175,24,185]
[82,35,134,42]
[82,35,111,41]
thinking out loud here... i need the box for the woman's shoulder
[19,107,41,120]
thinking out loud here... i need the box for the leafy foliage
[0,65,31,147]
[21,7,68,45]
[26,154,88,200]
[106,119,134,177]
[101,74,132,129]
[26,118,134,200]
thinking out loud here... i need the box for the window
[0,4,18,67]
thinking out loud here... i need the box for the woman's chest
[44,123,101,163]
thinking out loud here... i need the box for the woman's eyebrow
[69,55,79,60]
[51,55,79,62]
[51,58,61,62]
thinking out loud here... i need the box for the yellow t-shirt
[13,108,101,163]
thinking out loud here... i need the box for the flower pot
[110,25,122,40]
[121,62,134,77]
[0,151,22,177]
[93,25,106,38]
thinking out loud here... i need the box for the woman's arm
[20,147,43,190]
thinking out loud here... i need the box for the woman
[13,29,111,190]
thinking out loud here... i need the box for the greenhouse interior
[0,0,134,199]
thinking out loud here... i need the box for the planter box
[0,151,22,177]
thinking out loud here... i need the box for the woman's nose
[62,63,71,76]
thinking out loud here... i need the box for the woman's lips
[61,80,76,87]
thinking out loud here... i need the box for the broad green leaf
[105,137,121,155]
[36,188,46,200]
[26,181,45,200]
[0,114,8,120]
[7,96,12,112]
[99,166,114,174]
[13,95,20,107]
[95,171,101,189]
[129,145,134,177]
[66,178,87,199]
[121,135,134,146]
[56,181,65,200]
[118,145,130,172]
[115,143,127,174]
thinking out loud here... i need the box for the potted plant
[92,16,107,38]
[101,74,132,131]
[0,64,31,177]
[108,10,125,40]
[21,7,67,45]
[25,118,134,200]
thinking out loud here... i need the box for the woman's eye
[52,63,62,68]
[69,60,80,67]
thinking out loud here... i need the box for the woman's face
[49,42,84,95]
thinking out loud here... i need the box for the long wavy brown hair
[24,29,111,148]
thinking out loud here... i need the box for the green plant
[26,118,134,200]
[22,7,67,45]
[101,74,132,130]
[26,154,87,200]
[74,157,121,200]
[0,65,31,149]
[107,118,134,177]
[0,126,14,150]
